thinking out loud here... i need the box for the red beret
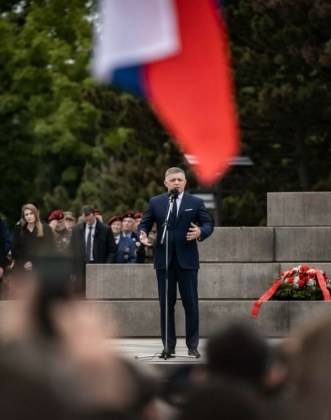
[107,215,123,226]
[122,212,135,220]
[134,212,143,219]
[48,210,64,222]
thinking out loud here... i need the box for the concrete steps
[0,192,326,341]
[83,193,331,338]
[268,192,331,227]
[1,299,330,338]
[86,263,281,300]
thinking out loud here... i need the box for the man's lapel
[94,219,101,237]
[79,222,86,239]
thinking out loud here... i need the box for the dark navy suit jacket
[117,234,136,263]
[138,192,213,270]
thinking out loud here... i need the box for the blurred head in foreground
[207,321,287,395]
[0,261,160,419]
[178,379,265,420]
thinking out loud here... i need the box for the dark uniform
[122,212,146,263]
[107,216,136,264]
[53,228,72,256]
[48,210,73,290]
[117,234,136,263]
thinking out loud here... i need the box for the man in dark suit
[138,167,214,358]
[70,205,117,293]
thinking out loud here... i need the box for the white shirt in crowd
[85,219,97,261]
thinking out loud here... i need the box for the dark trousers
[156,253,199,349]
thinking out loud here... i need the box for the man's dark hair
[82,205,95,216]
[206,321,270,388]
[179,379,264,420]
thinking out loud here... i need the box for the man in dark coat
[1,218,11,255]
[70,205,117,293]
[138,167,214,359]
[0,220,5,280]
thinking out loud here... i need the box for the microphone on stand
[168,188,179,201]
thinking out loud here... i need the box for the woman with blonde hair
[12,204,54,271]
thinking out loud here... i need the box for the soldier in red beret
[122,212,145,263]
[48,210,72,256]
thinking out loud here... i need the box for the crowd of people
[0,185,331,419]
[0,202,156,297]
[0,266,329,420]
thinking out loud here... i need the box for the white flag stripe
[93,0,180,82]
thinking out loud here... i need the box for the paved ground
[109,338,207,363]
[107,337,284,373]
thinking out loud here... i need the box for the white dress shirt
[85,220,97,261]
[174,191,184,216]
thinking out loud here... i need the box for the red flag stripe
[146,0,239,185]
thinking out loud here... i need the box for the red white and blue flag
[93,0,239,186]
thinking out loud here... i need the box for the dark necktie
[172,197,177,224]
[85,226,92,262]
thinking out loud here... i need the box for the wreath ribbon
[312,267,331,302]
[251,267,330,318]
[251,279,282,318]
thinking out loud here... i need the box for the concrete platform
[275,228,331,261]
[108,338,207,365]
[268,192,331,227]
[110,338,285,376]
[86,263,281,300]
[89,300,288,337]
[0,300,330,340]
[198,227,274,262]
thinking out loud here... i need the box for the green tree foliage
[222,0,331,225]
[0,0,185,226]
[0,0,102,223]
[1,0,331,228]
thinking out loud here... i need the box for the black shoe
[159,348,176,359]
[188,348,201,358]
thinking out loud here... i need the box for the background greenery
[1,0,331,228]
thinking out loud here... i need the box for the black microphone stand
[136,190,198,361]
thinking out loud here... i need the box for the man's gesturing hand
[139,231,152,247]
[186,223,201,241]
